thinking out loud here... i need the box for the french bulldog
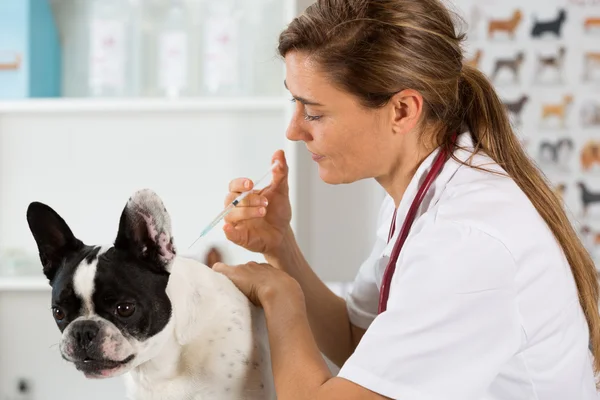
[26,189,275,400]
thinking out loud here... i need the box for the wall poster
[452,0,600,267]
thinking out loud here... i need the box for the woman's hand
[222,150,292,257]
[213,261,303,308]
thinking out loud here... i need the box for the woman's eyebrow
[284,80,324,107]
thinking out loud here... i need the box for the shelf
[0,97,291,114]
[0,276,51,292]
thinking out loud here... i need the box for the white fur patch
[97,245,112,256]
[73,258,98,315]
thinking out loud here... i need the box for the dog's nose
[73,321,100,349]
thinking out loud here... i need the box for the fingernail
[244,180,251,189]
[259,207,266,216]
[262,198,269,206]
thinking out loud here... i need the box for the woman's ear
[389,89,425,135]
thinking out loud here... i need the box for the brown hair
[278,0,600,380]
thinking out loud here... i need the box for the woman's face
[284,51,404,185]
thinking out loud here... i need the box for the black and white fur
[26,189,275,400]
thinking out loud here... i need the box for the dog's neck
[129,328,182,383]
[125,255,235,387]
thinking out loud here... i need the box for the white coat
[338,132,599,399]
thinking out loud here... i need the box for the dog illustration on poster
[583,52,600,81]
[503,94,529,127]
[534,46,566,84]
[581,102,600,128]
[584,16,600,34]
[491,51,525,84]
[540,95,574,129]
[531,9,567,38]
[488,9,523,39]
[577,182,600,217]
[538,138,574,170]
[465,49,483,69]
[580,140,600,171]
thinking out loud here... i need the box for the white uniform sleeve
[338,219,523,400]
[345,195,395,330]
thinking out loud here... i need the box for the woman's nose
[286,112,311,142]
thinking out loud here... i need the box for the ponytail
[457,64,600,379]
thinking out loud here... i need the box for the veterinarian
[212,1,600,399]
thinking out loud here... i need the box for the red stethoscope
[378,135,458,314]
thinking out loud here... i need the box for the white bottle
[156,0,192,98]
[87,0,139,97]
[202,0,243,96]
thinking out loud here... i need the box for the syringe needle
[188,160,280,250]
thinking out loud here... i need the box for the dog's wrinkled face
[26,190,177,379]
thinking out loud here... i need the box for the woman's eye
[116,303,136,318]
[303,113,322,121]
[52,307,65,321]
[290,98,322,121]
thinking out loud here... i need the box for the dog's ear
[114,189,176,272]
[26,202,84,282]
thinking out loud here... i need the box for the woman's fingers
[224,192,268,207]
[223,204,267,224]
[229,177,254,193]
[227,151,289,200]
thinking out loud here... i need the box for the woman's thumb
[212,262,229,274]
[270,150,289,194]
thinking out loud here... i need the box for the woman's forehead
[284,52,324,88]
[284,52,355,107]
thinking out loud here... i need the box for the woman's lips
[310,151,325,162]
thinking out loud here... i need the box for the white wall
[294,151,385,282]
[297,0,314,12]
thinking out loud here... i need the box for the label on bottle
[204,15,239,94]
[89,19,126,92]
[159,32,188,96]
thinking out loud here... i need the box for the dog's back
[126,256,275,400]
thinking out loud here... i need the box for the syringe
[188,160,280,250]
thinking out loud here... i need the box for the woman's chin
[317,166,351,185]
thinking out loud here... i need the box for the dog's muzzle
[60,317,135,377]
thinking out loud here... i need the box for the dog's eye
[52,307,65,321]
[116,303,136,318]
